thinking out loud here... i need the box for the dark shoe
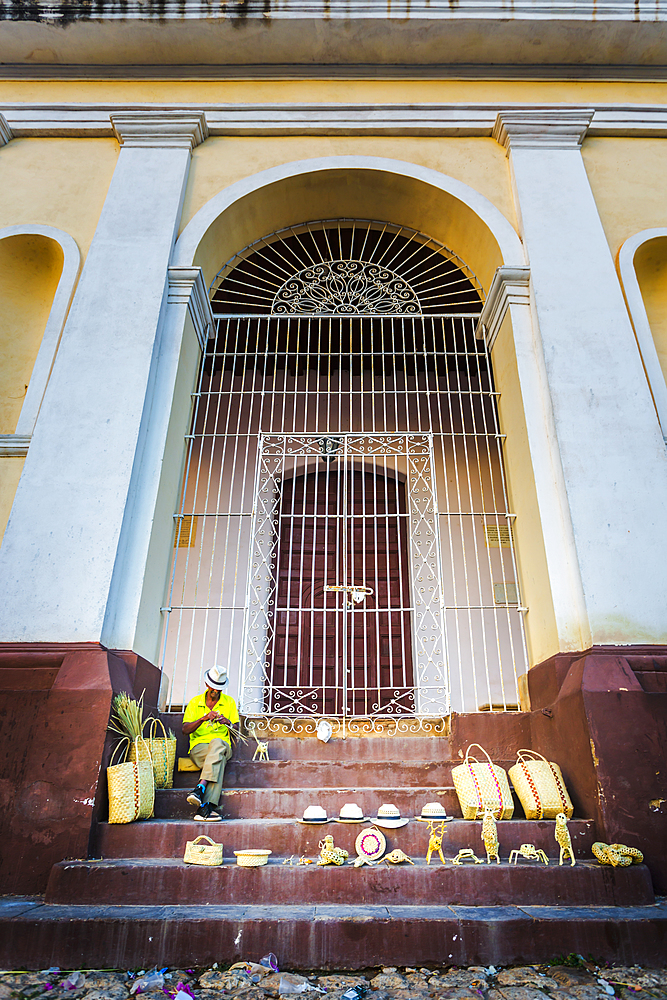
[194,802,221,822]
[187,783,206,808]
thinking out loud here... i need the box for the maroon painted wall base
[526,646,667,894]
[0,643,161,895]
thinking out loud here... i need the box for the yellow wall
[0,138,118,253]
[0,233,63,434]
[0,457,24,540]
[583,138,667,258]
[491,314,559,668]
[4,78,667,105]
[634,235,667,390]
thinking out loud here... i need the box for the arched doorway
[162,220,527,724]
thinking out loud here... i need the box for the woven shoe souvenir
[509,749,574,820]
[452,743,514,820]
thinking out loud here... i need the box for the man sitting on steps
[182,665,239,822]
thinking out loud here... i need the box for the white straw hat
[372,803,410,829]
[334,803,369,824]
[417,802,452,822]
[204,665,229,691]
[298,805,329,824]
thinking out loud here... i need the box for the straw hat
[334,803,369,824]
[417,802,452,822]
[298,805,329,824]
[204,665,229,691]
[371,803,410,829]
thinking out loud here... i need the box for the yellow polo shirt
[183,691,239,752]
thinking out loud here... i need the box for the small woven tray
[234,849,272,868]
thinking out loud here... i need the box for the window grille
[160,220,528,727]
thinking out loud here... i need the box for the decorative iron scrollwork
[272,260,421,315]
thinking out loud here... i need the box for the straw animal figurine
[317,835,348,866]
[592,842,643,866]
[452,849,484,865]
[509,843,549,866]
[252,731,270,762]
[555,812,576,866]
[384,849,414,865]
[482,807,500,864]
[426,820,446,866]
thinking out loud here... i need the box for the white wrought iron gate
[160,221,528,722]
[242,432,446,719]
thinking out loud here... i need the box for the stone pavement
[1,959,667,1000]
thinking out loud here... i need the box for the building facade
[1,0,667,912]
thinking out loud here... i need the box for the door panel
[270,468,414,716]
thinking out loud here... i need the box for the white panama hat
[334,803,369,824]
[204,665,229,691]
[417,801,452,822]
[298,805,329,824]
[371,803,410,829]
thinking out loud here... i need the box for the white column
[0,112,208,646]
[494,110,667,645]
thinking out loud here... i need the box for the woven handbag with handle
[509,749,574,820]
[108,736,155,824]
[131,718,177,789]
[452,743,514,820]
[184,835,224,866]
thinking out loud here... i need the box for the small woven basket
[452,743,514,820]
[509,749,574,820]
[234,849,272,868]
[184,834,224,866]
[108,737,155,824]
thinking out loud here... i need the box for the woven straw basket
[108,737,155,824]
[129,718,177,789]
[452,743,514,820]
[184,835,224,866]
[234,849,272,868]
[509,749,574,820]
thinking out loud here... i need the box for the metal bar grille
[161,311,528,716]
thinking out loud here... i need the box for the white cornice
[493,109,595,151]
[167,267,214,349]
[0,435,31,458]
[110,111,208,149]
[2,104,667,139]
[0,113,12,146]
[477,266,531,352]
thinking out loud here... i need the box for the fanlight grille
[211,220,484,315]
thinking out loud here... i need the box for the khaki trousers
[188,738,232,806]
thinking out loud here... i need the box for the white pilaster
[0,113,12,146]
[495,110,667,644]
[0,112,208,647]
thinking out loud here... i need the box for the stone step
[45,856,654,908]
[173,759,518,789]
[4,896,666,969]
[95,817,597,861]
[156,785,468,819]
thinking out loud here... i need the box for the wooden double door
[270,467,415,716]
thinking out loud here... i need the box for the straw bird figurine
[317,835,348,866]
[555,812,576,866]
[426,820,446,866]
[482,807,500,864]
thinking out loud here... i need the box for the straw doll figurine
[482,807,500,864]
[555,812,576,866]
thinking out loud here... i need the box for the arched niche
[619,228,667,439]
[0,225,81,540]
